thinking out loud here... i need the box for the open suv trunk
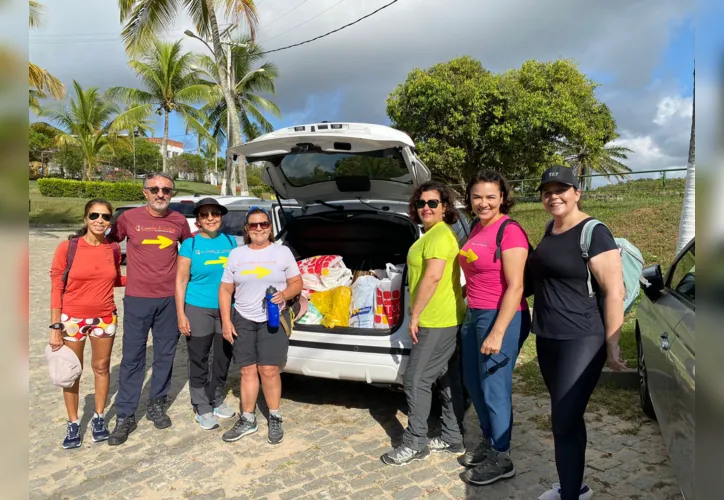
[280,210,418,335]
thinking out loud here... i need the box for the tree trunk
[676,67,695,253]
[84,159,90,181]
[207,6,247,195]
[161,110,169,173]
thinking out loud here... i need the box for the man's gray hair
[143,172,175,189]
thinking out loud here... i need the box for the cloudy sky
[30,0,699,181]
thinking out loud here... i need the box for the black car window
[668,243,695,303]
[452,210,471,247]
[220,211,248,236]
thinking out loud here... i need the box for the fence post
[662,171,667,188]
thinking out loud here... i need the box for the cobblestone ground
[29,230,682,500]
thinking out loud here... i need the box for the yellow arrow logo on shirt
[459,248,479,264]
[204,256,228,267]
[241,266,271,279]
[141,235,174,249]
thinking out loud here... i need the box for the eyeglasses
[415,199,441,209]
[198,211,222,219]
[485,353,511,375]
[247,221,271,230]
[145,186,174,196]
[88,212,112,222]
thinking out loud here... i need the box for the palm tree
[106,39,213,173]
[196,40,280,193]
[29,1,65,112]
[117,0,259,192]
[677,66,695,253]
[560,135,633,191]
[34,81,126,180]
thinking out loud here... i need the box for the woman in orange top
[49,198,125,449]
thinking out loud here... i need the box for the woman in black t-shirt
[528,166,627,500]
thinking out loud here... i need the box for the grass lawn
[29,180,221,225]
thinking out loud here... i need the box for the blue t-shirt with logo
[179,233,238,309]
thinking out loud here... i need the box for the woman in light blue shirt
[175,198,238,430]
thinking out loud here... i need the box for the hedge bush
[37,178,144,201]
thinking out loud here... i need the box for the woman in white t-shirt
[218,206,302,446]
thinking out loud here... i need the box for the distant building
[145,138,184,159]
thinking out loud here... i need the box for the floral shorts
[61,312,118,342]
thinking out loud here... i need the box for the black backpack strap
[225,233,236,249]
[544,219,554,236]
[493,219,514,263]
[61,237,80,294]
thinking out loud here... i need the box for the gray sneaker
[213,402,236,420]
[195,412,219,430]
[459,436,491,467]
[428,437,465,454]
[267,414,284,444]
[380,444,431,466]
[460,451,516,485]
[222,416,258,442]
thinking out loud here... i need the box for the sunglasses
[415,199,441,209]
[247,221,271,231]
[198,211,222,219]
[145,186,174,196]
[485,353,511,375]
[88,212,111,222]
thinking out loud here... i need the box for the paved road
[29,230,681,500]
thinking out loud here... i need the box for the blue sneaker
[62,421,81,449]
[195,412,219,430]
[91,414,109,442]
[213,402,236,420]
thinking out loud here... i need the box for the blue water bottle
[265,286,280,329]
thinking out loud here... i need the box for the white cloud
[654,95,693,125]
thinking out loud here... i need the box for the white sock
[243,411,255,422]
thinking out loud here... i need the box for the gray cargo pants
[402,325,464,451]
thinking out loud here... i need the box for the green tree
[117,0,259,194]
[112,138,163,175]
[169,152,208,182]
[106,39,213,174]
[34,81,126,180]
[29,127,55,163]
[559,133,633,191]
[386,57,620,184]
[55,145,85,179]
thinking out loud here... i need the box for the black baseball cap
[536,165,579,191]
[193,197,228,216]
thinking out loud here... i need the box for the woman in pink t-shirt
[458,171,532,487]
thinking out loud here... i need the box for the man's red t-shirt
[108,206,192,298]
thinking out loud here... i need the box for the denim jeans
[460,308,530,452]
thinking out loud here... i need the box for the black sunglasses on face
[88,212,111,222]
[198,211,222,219]
[485,353,511,375]
[145,186,173,196]
[247,221,271,230]
[415,199,440,209]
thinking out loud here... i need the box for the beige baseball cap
[45,344,82,388]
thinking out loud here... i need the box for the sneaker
[460,451,516,486]
[380,445,431,466]
[213,402,236,420]
[62,421,82,449]
[268,414,284,444]
[195,412,219,430]
[428,437,465,454]
[107,414,137,446]
[145,397,172,429]
[459,436,491,467]
[537,483,594,500]
[91,414,109,442]
[222,416,258,442]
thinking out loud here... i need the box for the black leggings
[536,335,606,500]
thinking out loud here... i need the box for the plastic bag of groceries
[310,286,352,328]
[349,275,381,328]
[296,300,324,325]
[297,255,353,292]
[374,264,405,329]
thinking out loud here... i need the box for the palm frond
[222,0,259,41]
[28,62,66,99]
[119,0,180,55]
[29,0,43,28]
[108,103,155,135]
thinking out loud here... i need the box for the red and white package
[297,255,352,292]
[374,264,405,329]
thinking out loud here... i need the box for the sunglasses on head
[198,210,222,219]
[247,221,271,230]
[88,212,111,222]
[415,199,441,209]
[145,186,173,196]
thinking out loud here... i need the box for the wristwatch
[49,322,63,330]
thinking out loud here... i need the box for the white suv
[229,122,471,386]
